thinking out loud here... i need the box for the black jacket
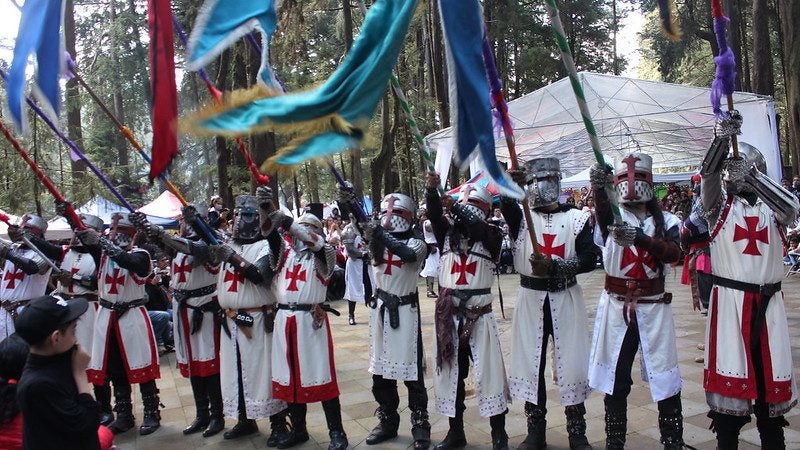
[16,350,100,450]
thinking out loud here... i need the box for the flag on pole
[436,0,523,199]
[183,0,418,173]
[710,0,736,119]
[7,0,65,133]
[148,0,179,181]
[186,0,280,88]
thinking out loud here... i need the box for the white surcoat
[0,246,51,338]
[57,247,99,351]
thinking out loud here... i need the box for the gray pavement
[116,268,800,449]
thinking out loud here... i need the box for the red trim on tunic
[177,306,220,378]
[272,314,339,403]
[87,314,115,385]
[709,195,735,242]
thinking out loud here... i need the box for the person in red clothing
[0,333,27,450]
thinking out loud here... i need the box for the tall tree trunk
[307,161,321,203]
[342,0,364,199]
[215,50,233,207]
[63,0,87,196]
[779,0,800,174]
[430,1,449,130]
[751,0,774,96]
[109,1,130,188]
[127,0,152,101]
[723,0,745,90]
[371,95,394,202]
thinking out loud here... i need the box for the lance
[63,56,220,245]
[543,0,623,225]
[482,35,541,258]
[172,14,270,186]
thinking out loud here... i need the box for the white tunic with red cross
[368,238,426,381]
[170,251,221,379]
[272,246,340,403]
[433,237,510,418]
[704,195,797,416]
[508,208,592,406]
[216,240,285,419]
[0,245,51,338]
[57,247,99,351]
[88,248,160,385]
[588,208,682,402]
[343,229,374,302]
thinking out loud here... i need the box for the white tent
[425,72,782,183]
[46,195,177,240]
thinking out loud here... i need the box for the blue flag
[187,0,280,88]
[184,0,418,172]
[437,0,523,199]
[7,0,64,132]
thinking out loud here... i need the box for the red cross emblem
[173,255,192,283]
[224,268,245,292]
[383,250,403,275]
[618,155,652,201]
[620,246,657,279]
[3,267,24,289]
[381,195,398,230]
[537,233,565,259]
[67,267,80,293]
[104,268,125,294]
[451,254,477,285]
[285,264,307,291]
[733,216,769,256]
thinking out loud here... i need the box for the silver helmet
[297,212,323,233]
[20,213,47,237]
[458,183,493,218]
[379,193,415,233]
[724,142,767,194]
[78,214,104,232]
[109,212,136,248]
[524,158,561,208]
[232,195,260,241]
[613,152,654,204]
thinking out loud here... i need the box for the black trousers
[534,295,554,406]
[106,324,157,396]
[372,304,427,411]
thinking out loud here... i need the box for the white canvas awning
[425,72,781,183]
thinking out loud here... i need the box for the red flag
[147,0,178,182]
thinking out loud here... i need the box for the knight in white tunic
[0,214,52,339]
[30,209,112,425]
[419,212,440,298]
[267,204,348,450]
[131,205,228,439]
[339,189,431,449]
[341,219,373,325]
[698,115,799,449]
[588,153,687,450]
[206,190,288,444]
[76,212,162,436]
[501,159,596,450]
[425,172,511,450]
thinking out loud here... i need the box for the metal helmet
[458,183,493,218]
[109,212,137,248]
[524,157,561,208]
[232,195,260,241]
[613,152,654,204]
[297,212,323,233]
[78,214,104,232]
[20,213,47,237]
[733,142,766,173]
[379,193,415,233]
[723,142,767,194]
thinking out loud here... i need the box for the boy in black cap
[14,295,101,450]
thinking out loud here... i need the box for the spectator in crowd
[488,207,506,228]
[497,224,514,274]
[566,196,576,207]
[0,334,28,450]
[207,196,225,229]
[146,254,174,356]
[793,176,800,197]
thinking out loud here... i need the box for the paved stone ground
[116,269,800,449]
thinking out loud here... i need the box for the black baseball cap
[15,295,88,345]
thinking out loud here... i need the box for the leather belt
[173,284,216,303]
[224,305,274,339]
[435,287,493,370]
[605,275,671,325]
[712,275,781,297]
[372,289,418,329]
[181,298,221,335]
[277,302,341,330]
[61,293,99,302]
[1,299,30,321]
[520,274,577,293]
[98,298,147,318]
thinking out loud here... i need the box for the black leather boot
[323,398,348,450]
[277,403,309,448]
[517,402,547,450]
[328,429,349,450]
[755,403,788,450]
[107,384,135,434]
[224,417,258,440]
[434,416,467,450]
[604,396,627,450]
[709,411,750,450]
[366,406,400,444]
[203,374,225,437]
[184,376,210,435]
[565,403,593,450]
[657,394,685,450]
[490,412,509,450]
[411,409,432,450]
[94,383,114,426]
[267,409,291,447]
[139,387,162,436]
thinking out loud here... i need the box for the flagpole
[543,0,623,225]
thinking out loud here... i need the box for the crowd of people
[1,113,799,450]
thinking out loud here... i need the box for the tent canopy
[138,191,184,219]
[425,72,781,182]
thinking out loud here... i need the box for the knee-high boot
[604,395,627,450]
[277,403,309,449]
[267,409,290,447]
[183,376,210,434]
[107,383,135,434]
[94,383,114,426]
[203,374,225,437]
[323,397,348,450]
[657,393,685,450]
[517,402,547,450]
[565,403,592,450]
[490,411,509,450]
[709,411,750,450]
[755,402,788,450]
[367,375,400,445]
[139,381,161,436]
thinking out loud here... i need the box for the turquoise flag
[185,0,418,172]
